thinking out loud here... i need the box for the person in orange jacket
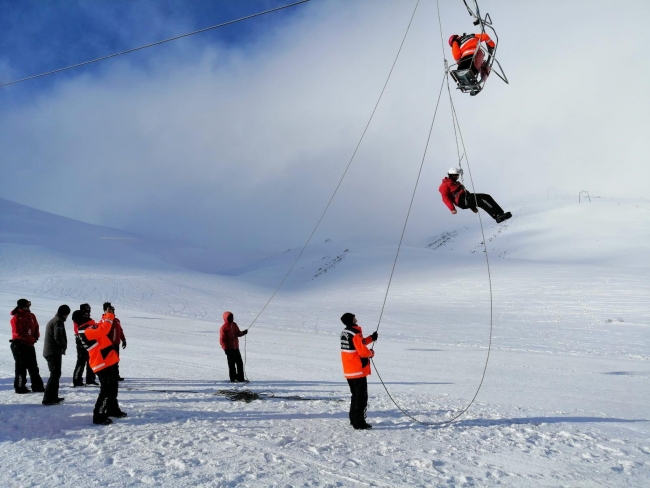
[340,313,377,430]
[449,32,495,77]
[79,303,126,425]
[219,311,248,382]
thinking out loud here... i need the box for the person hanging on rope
[340,313,378,430]
[439,167,511,223]
[449,32,494,80]
[219,311,248,383]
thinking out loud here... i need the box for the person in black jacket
[72,304,97,387]
[42,305,70,405]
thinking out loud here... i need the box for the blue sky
[1,0,649,266]
[0,0,308,99]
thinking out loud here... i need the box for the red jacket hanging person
[439,167,511,223]
[219,311,248,382]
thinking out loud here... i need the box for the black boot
[93,416,113,425]
[496,212,512,223]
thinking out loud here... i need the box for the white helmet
[448,167,463,175]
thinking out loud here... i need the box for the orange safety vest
[81,312,120,373]
[340,325,374,379]
[452,33,495,61]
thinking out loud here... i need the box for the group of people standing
[9,299,127,425]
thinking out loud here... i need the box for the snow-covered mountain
[0,196,648,486]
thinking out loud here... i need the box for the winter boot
[108,410,128,418]
[15,387,32,394]
[86,380,99,386]
[496,212,512,223]
[93,415,113,425]
[353,422,372,430]
[42,397,65,406]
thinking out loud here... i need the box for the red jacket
[219,311,245,350]
[439,177,467,212]
[340,325,374,379]
[451,33,495,61]
[10,309,40,346]
[109,317,126,346]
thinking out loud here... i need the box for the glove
[471,207,478,213]
[242,329,248,336]
[451,209,457,214]
[122,340,127,349]
[371,331,378,342]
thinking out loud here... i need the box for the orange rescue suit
[81,312,120,373]
[340,325,374,379]
[452,33,495,61]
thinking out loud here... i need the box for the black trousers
[10,342,44,391]
[44,355,62,402]
[347,377,369,426]
[73,337,96,385]
[94,364,120,418]
[458,192,504,220]
[224,349,245,382]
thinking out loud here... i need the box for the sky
[1,0,648,268]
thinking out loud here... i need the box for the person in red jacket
[219,311,248,382]
[9,298,44,394]
[105,302,127,381]
[439,167,511,223]
[449,32,495,78]
[79,305,126,425]
[340,313,377,430]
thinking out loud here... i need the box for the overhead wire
[369,0,495,427]
[0,0,312,89]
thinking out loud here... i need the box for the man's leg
[474,193,504,220]
[358,377,369,426]
[73,338,86,386]
[24,345,44,392]
[43,355,62,403]
[225,350,237,382]
[93,368,114,424]
[234,350,245,382]
[104,365,123,416]
[10,342,28,392]
[346,379,357,425]
[86,356,97,384]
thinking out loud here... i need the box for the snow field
[0,197,648,486]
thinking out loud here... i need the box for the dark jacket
[42,315,68,357]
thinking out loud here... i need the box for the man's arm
[352,334,375,359]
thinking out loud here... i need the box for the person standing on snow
[72,304,98,387]
[9,298,45,394]
[78,304,126,425]
[42,305,70,405]
[106,302,127,381]
[340,313,377,430]
[219,311,248,383]
[439,167,512,223]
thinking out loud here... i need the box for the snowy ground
[0,196,649,486]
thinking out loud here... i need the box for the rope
[215,388,344,403]
[369,0,495,427]
[375,71,446,332]
[0,0,311,89]
[245,0,421,333]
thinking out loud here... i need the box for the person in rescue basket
[106,302,127,381]
[9,298,45,394]
[78,304,127,425]
[42,305,70,405]
[439,167,512,223]
[72,303,98,386]
[219,311,248,383]
[340,313,378,430]
[449,32,495,78]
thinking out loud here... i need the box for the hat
[17,298,31,308]
[340,313,356,327]
[80,303,91,313]
[103,302,113,311]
